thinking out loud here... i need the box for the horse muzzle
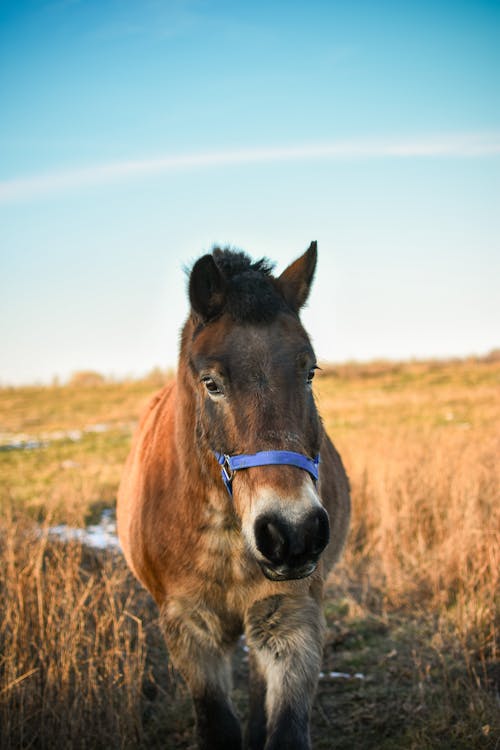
[253,506,330,581]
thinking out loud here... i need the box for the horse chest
[194,500,256,593]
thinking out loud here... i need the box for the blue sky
[1,0,499,383]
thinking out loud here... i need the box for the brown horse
[117,242,350,750]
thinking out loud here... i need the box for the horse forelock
[211,247,275,279]
[209,247,288,324]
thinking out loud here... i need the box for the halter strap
[214,450,320,497]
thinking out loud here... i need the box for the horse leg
[244,651,267,750]
[245,593,325,750]
[160,601,242,750]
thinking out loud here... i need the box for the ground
[0,357,498,748]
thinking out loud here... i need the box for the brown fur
[117,243,350,750]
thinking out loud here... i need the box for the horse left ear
[189,254,227,322]
[277,241,318,313]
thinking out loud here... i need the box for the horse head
[181,242,330,581]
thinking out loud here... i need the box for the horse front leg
[245,593,325,750]
[161,600,242,750]
[244,651,267,750]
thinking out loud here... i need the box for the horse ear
[277,241,318,313]
[189,254,227,322]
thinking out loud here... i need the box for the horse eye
[307,367,317,384]
[201,376,223,396]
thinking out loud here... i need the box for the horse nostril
[254,516,288,565]
[288,507,329,561]
[308,507,330,556]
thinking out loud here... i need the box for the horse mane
[210,247,287,323]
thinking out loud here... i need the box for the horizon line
[2,348,499,388]
[1,132,500,203]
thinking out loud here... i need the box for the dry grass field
[0,357,498,749]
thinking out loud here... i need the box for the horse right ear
[189,254,227,322]
[277,241,318,313]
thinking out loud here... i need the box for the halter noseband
[214,450,320,497]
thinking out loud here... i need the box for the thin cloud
[1,133,499,203]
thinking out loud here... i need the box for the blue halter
[214,450,320,497]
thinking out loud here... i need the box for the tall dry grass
[337,425,498,647]
[318,361,499,714]
[0,508,149,750]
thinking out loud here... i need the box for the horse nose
[254,507,330,574]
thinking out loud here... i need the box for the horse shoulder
[117,381,182,599]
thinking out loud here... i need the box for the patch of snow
[48,509,121,551]
[0,422,132,452]
[60,459,80,469]
[0,436,48,451]
[84,423,110,434]
[319,671,366,681]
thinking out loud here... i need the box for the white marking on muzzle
[239,476,323,560]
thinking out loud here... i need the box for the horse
[117,241,351,750]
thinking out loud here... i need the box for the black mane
[211,247,287,323]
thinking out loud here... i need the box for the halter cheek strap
[214,450,320,497]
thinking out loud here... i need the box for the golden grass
[317,360,499,648]
[0,511,148,749]
[0,358,498,748]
